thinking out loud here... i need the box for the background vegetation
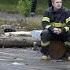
[0,0,70,30]
[0,0,70,15]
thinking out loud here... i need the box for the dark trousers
[40,29,70,56]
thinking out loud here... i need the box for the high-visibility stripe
[41,41,50,47]
[64,27,69,31]
[45,25,51,29]
[66,17,70,23]
[65,41,70,46]
[42,17,50,22]
[51,22,64,27]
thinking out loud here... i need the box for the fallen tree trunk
[0,30,42,48]
[0,36,37,48]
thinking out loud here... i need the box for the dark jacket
[42,7,70,32]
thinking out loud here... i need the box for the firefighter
[41,0,70,60]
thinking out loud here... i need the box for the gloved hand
[53,28,62,35]
[48,26,62,34]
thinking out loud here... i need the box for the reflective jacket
[42,7,70,32]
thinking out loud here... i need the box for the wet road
[0,48,70,70]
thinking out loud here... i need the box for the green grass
[0,4,17,11]
[63,0,70,9]
[0,0,18,4]
[0,0,18,11]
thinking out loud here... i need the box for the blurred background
[0,0,69,31]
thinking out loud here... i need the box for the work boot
[41,55,48,60]
[68,56,70,61]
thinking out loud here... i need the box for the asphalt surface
[0,48,70,70]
